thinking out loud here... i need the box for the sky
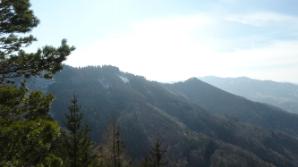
[30,0,298,83]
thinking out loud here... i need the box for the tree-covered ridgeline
[2,0,296,166]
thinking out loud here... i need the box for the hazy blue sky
[30,0,298,83]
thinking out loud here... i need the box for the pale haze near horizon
[30,0,298,83]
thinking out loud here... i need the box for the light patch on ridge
[119,75,130,84]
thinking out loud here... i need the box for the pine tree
[97,121,131,167]
[142,139,167,167]
[0,85,63,166]
[112,123,122,167]
[0,0,74,166]
[62,95,97,167]
[0,0,74,84]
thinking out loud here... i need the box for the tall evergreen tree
[112,123,122,167]
[0,0,74,166]
[142,139,167,167]
[62,95,97,167]
[97,122,131,167]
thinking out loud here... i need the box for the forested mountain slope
[166,78,298,137]
[32,65,298,167]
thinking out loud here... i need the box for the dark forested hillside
[30,65,298,167]
[166,78,298,137]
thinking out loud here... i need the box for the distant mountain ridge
[201,76,298,114]
[166,78,298,137]
[29,66,298,167]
